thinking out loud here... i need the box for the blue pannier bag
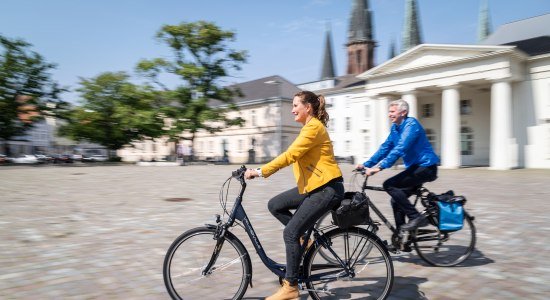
[434,191,466,231]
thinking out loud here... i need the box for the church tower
[401,0,423,53]
[477,0,492,42]
[346,0,376,75]
[320,23,336,80]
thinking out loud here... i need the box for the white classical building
[353,43,549,169]
[352,14,550,170]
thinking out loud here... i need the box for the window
[250,110,257,126]
[365,105,371,119]
[356,50,362,69]
[345,117,351,131]
[345,140,351,153]
[461,127,474,155]
[208,141,214,152]
[460,100,472,115]
[238,140,243,152]
[364,132,370,154]
[422,104,434,118]
[425,128,436,150]
[326,98,333,108]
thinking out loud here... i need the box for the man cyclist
[356,99,439,231]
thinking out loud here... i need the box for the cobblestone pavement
[1,164,549,299]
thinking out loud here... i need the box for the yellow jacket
[261,117,342,194]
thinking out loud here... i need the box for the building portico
[357,44,535,169]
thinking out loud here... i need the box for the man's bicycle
[163,165,394,299]
[316,169,476,267]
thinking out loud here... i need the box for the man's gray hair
[389,99,409,114]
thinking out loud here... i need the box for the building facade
[355,43,549,169]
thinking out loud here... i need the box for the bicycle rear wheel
[413,211,476,266]
[315,211,378,265]
[304,227,394,300]
[163,226,252,299]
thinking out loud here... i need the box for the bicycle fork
[202,215,227,276]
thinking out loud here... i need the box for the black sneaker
[400,215,429,231]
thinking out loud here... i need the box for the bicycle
[315,169,476,267]
[163,165,394,299]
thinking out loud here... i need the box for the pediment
[360,44,518,78]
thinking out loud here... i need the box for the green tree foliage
[0,35,65,155]
[136,21,248,157]
[58,72,164,154]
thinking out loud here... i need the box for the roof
[358,44,523,79]
[348,0,374,43]
[311,74,366,94]
[230,75,300,103]
[504,36,550,56]
[481,13,550,47]
[210,75,301,107]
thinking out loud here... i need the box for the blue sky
[1,0,549,103]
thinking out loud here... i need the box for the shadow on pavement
[389,276,429,299]
[391,248,494,267]
[243,276,428,299]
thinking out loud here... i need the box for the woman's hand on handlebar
[244,168,259,180]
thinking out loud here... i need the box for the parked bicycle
[316,169,476,267]
[163,165,394,299]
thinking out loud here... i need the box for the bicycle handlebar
[232,165,247,179]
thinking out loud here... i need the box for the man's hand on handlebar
[244,168,259,180]
[365,167,382,176]
[354,164,381,176]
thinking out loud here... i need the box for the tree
[136,21,247,159]
[0,35,65,156]
[58,72,164,157]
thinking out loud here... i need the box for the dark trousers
[267,180,344,283]
[383,164,438,229]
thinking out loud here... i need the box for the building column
[376,97,391,147]
[402,92,418,119]
[440,86,461,168]
[490,80,516,169]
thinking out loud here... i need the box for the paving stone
[0,164,549,299]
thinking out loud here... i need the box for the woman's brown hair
[295,91,330,127]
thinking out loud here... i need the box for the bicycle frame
[357,173,433,246]
[204,168,353,284]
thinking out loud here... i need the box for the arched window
[425,128,436,150]
[461,127,474,155]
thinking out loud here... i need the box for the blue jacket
[363,117,439,169]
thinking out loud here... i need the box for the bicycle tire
[413,211,476,267]
[304,227,394,300]
[163,226,252,299]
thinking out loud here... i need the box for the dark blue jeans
[383,164,438,229]
[267,180,344,283]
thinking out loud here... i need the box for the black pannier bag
[331,191,370,229]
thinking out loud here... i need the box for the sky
[1,0,549,103]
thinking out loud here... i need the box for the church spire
[401,0,423,53]
[320,23,336,80]
[346,0,376,75]
[477,0,492,42]
[388,38,397,60]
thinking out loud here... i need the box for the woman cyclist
[245,90,344,300]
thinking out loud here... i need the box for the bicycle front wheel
[304,227,394,300]
[163,226,252,300]
[413,211,476,267]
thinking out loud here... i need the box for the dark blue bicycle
[163,165,394,299]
